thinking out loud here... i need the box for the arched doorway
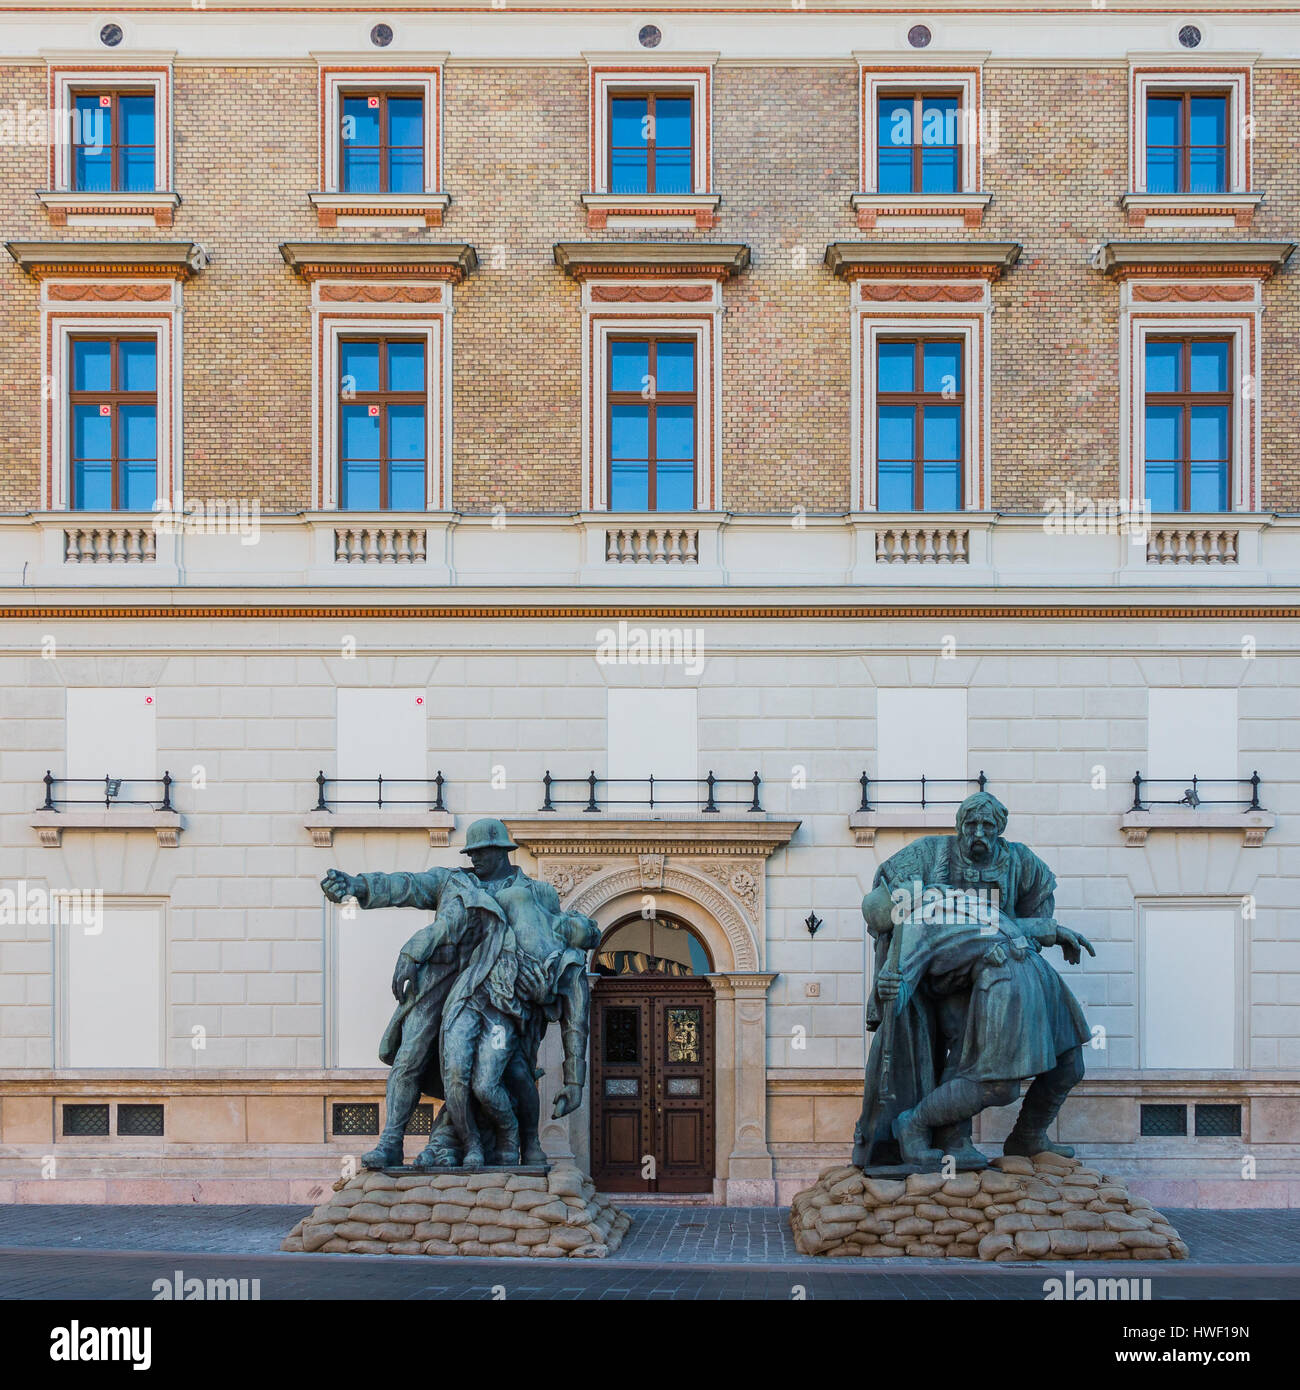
[590,915,716,1193]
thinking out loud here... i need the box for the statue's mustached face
[961,813,999,863]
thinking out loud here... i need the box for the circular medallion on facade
[1178,24,1202,48]
[370,23,394,48]
[638,24,663,49]
[99,22,124,47]
[907,24,932,49]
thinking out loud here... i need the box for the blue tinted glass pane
[118,95,154,145]
[1146,96,1182,147]
[656,98,691,147]
[878,98,912,148]
[341,405,380,460]
[878,149,914,193]
[74,145,111,192]
[656,341,694,394]
[656,461,694,511]
[1145,149,1178,194]
[73,462,112,510]
[1189,462,1228,512]
[877,341,915,393]
[611,341,649,394]
[611,461,649,511]
[118,405,156,461]
[878,462,915,511]
[611,98,648,147]
[611,404,649,460]
[1189,96,1226,146]
[877,405,915,461]
[1189,341,1228,393]
[1145,461,1180,512]
[341,462,380,511]
[1189,150,1225,194]
[1145,340,1181,393]
[75,94,109,141]
[73,405,111,460]
[922,463,960,511]
[387,341,425,392]
[919,148,959,193]
[611,150,648,194]
[656,405,694,461]
[1145,405,1181,462]
[387,405,426,461]
[122,146,155,192]
[922,342,962,395]
[73,340,112,392]
[342,148,380,192]
[343,97,380,145]
[387,97,423,147]
[388,462,425,511]
[340,341,380,394]
[1190,406,1228,461]
[653,149,691,194]
[389,150,423,192]
[923,406,961,462]
[119,340,156,392]
[122,462,157,511]
[920,98,958,146]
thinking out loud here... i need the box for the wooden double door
[590,976,715,1193]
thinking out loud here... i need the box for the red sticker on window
[99,404,110,416]
[145,696,153,704]
[368,404,379,417]
[367,96,379,109]
[99,95,111,107]
[416,696,424,705]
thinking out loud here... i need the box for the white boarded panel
[66,687,157,804]
[66,905,162,1068]
[336,907,420,1068]
[337,689,427,785]
[876,687,968,804]
[1148,689,1237,783]
[1142,907,1237,1069]
[607,689,698,808]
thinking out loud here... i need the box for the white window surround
[309,283,452,512]
[1127,60,1253,196]
[317,62,444,195]
[45,60,174,196]
[1118,281,1260,513]
[580,277,723,514]
[850,279,992,513]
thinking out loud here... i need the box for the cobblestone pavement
[1,1205,1298,1300]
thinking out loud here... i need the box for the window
[877,92,961,194]
[607,689,698,806]
[876,337,963,510]
[1143,337,1231,511]
[609,92,693,195]
[60,902,164,1068]
[1144,91,1228,194]
[608,337,696,511]
[876,687,968,804]
[339,90,424,194]
[1147,688,1237,783]
[69,335,157,511]
[1140,905,1238,1068]
[71,89,156,192]
[338,337,427,510]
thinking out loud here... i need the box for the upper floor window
[876,337,964,511]
[608,337,696,511]
[340,91,424,194]
[609,92,693,195]
[1145,91,1228,194]
[877,92,961,194]
[70,335,158,511]
[1143,337,1231,512]
[72,90,155,192]
[339,336,426,510]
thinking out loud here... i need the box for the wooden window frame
[1144,88,1231,195]
[1143,334,1233,512]
[68,333,158,512]
[69,87,156,194]
[605,334,698,512]
[338,88,426,195]
[606,89,695,196]
[875,334,966,511]
[337,334,428,511]
[875,89,965,195]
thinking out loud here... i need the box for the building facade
[0,0,1297,1207]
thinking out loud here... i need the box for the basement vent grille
[1140,1103,1187,1137]
[117,1104,165,1137]
[332,1102,380,1136]
[63,1103,110,1136]
[1195,1104,1242,1138]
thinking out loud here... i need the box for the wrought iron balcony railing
[857,771,988,813]
[540,771,763,814]
[314,771,447,812]
[41,771,174,811]
[1129,771,1262,812]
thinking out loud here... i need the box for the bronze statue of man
[854,792,1095,1171]
[321,817,599,1170]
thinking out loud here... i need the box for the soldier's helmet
[461,817,519,853]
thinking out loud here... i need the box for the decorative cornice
[554,240,750,281]
[306,191,452,229]
[1093,240,1295,279]
[507,816,800,860]
[279,241,477,282]
[6,239,207,279]
[825,240,1021,280]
